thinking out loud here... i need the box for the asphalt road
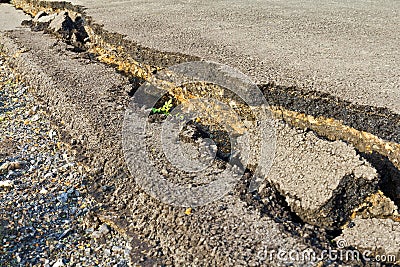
[1,3,399,264]
[44,0,400,114]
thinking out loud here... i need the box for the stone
[104,249,111,257]
[0,180,14,188]
[112,245,123,253]
[33,11,56,24]
[52,258,65,267]
[40,188,48,194]
[57,192,68,203]
[98,223,110,235]
[48,12,74,40]
[72,16,89,43]
[90,230,102,239]
[0,161,26,172]
[84,247,91,256]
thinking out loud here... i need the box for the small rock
[31,114,40,122]
[91,230,102,239]
[104,248,111,257]
[0,161,25,172]
[67,187,75,195]
[73,16,89,43]
[57,192,68,203]
[44,172,54,179]
[112,245,123,253]
[7,170,19,178]
[0,180,14,188]
[49,129,57,139]
[15,253,21,263]
[0,163,8,172]
[52,258,64,267]
[161,168,168,176]
[101,185,113,192]
[98,223,110,235]
[84,247,91,256]
[40,188,48,194]
[123,249,131,257]
[59,228,72,240]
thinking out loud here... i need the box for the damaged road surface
[1,0,400,266]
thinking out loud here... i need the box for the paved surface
[0,29,321,266]
[41,0,400,114]
[0,3,30,31]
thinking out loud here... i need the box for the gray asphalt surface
[0,3,30,30]
[43,0,400,114]
[0,28,326,266]
[1,3,399,265]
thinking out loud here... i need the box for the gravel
[0,53,133,266]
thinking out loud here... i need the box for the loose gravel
[0,53,134,267]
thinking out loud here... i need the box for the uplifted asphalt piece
[0,28,380,265]
[264,122,378,229]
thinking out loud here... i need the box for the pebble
[49,129,57,139]
[57,192,68,203]
[31,114,40,122]
[91,230,103,239]
[40,187,49,194]
[112,245,124,253]
[104,249,112,257]
[0,180,14,188]
[59,228,72,240]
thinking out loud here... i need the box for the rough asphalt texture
[0,28,369,266]
[264,122,378,229]
[0,52,135,266]
[1,3,399,266]
[35,0,400,115]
